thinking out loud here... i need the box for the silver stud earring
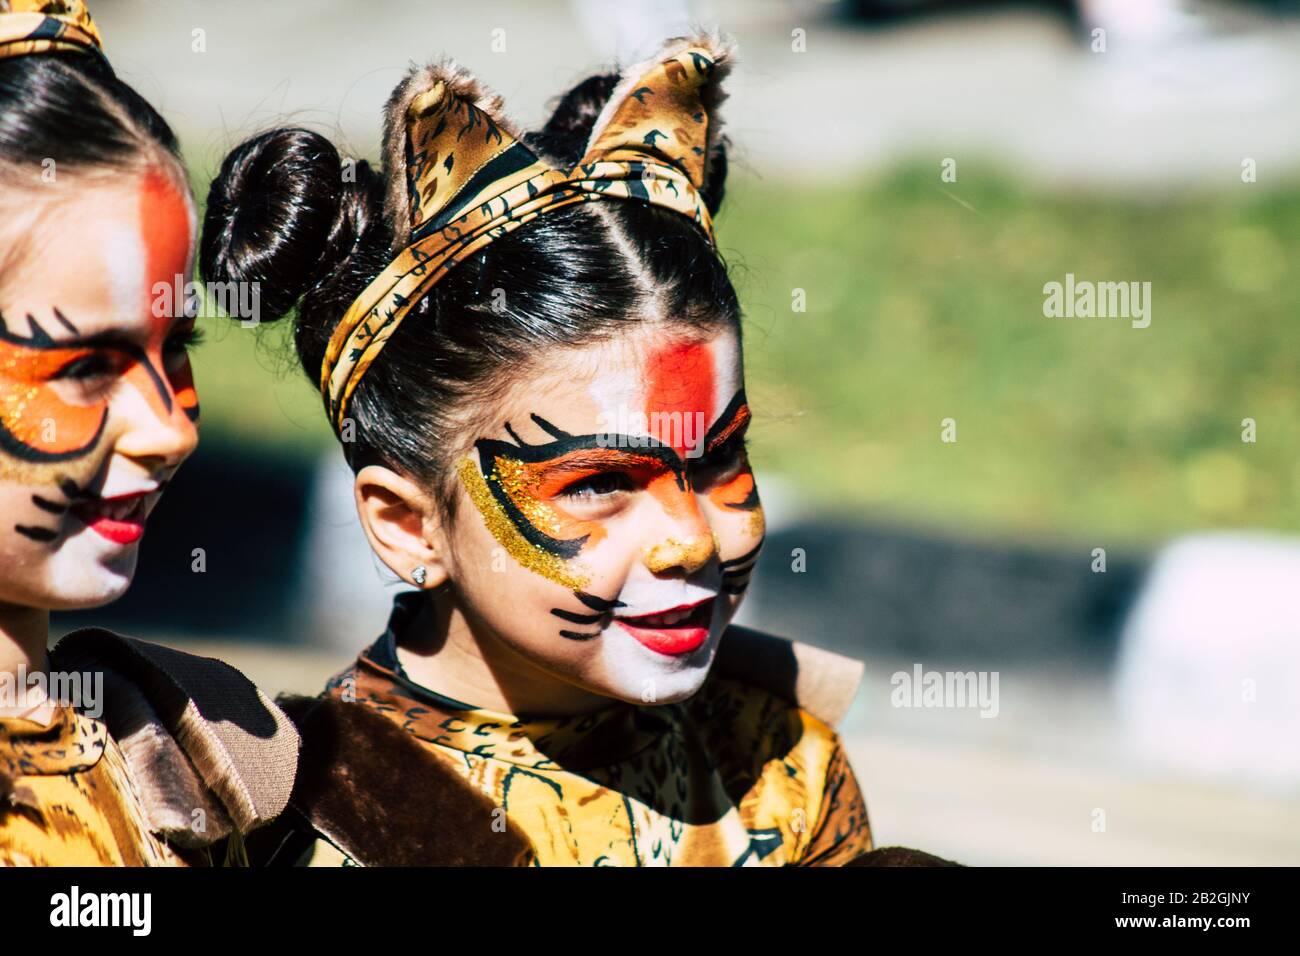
[412,566,428,587]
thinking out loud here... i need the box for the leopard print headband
[320,33,734,432]
[0,0,103,61]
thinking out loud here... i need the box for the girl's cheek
[709,500,763,551]
[704,470,765,541]
[707,473,764,599]
[456,457,590,592]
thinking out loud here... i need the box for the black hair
[200,69,739,523]
[0,51,181,174]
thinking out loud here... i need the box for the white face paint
[104,220,147,325]
[445,322,766,707]
[593,578,727,704]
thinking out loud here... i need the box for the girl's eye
[558,472,634,500]
[52,352,116,383]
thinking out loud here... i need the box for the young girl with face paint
[204,33,892,867]
[0,1,297,866]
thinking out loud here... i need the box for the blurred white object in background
[295,452,406,654]
[1080,0,1198,43]
[1115,533,1300,791]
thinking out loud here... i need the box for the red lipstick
[615,597,715,656]
[70,491,150,545]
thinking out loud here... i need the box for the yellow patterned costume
[309,594,872,867]
[1,631,300,868]
[0,0,103,62]
[0,705,189,866]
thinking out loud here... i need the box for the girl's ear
[353,465,451,589]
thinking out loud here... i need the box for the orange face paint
[698,397,757,511]
[0,316,113,466]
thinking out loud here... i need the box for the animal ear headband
[320,33,735,432]
[0,0,103,61]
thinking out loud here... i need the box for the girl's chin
[598,661,715,707]
[39,565,136,611]
[44,589,131,612]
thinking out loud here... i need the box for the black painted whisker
[550,607,603,625]
[575,590,627,612]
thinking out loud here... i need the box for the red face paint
[141,169,192,288]
[644,339,715,459]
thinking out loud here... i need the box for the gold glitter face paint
[457,419,683,590]
[642,534,716,574]
[456,456,591,590]
[492,457,566,538]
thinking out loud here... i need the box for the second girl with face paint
[198,32,933,867]
[0,1,297,866]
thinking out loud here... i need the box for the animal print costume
[0,0,102,62]
[0,703,188,866]
[308,592,873,867]
[1,631,300,867]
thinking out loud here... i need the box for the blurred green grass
[189,303,329,465]
[190,162,1300,545]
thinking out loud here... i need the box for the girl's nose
[640,469,718,574]
[642,531,717,575]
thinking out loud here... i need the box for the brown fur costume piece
[380,58,526,248]
[50,628,299,847]
[269,694,532,866]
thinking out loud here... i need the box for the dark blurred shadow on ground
[746,520,1146,669]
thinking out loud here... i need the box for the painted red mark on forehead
[644,339,714,457]
[139,169,191,324]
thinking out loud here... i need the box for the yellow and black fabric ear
[380,58,539,250]
[581,33,735,212]
[0,0,104,61]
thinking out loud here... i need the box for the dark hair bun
[201,128,381,323]
[526,73,621,168]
